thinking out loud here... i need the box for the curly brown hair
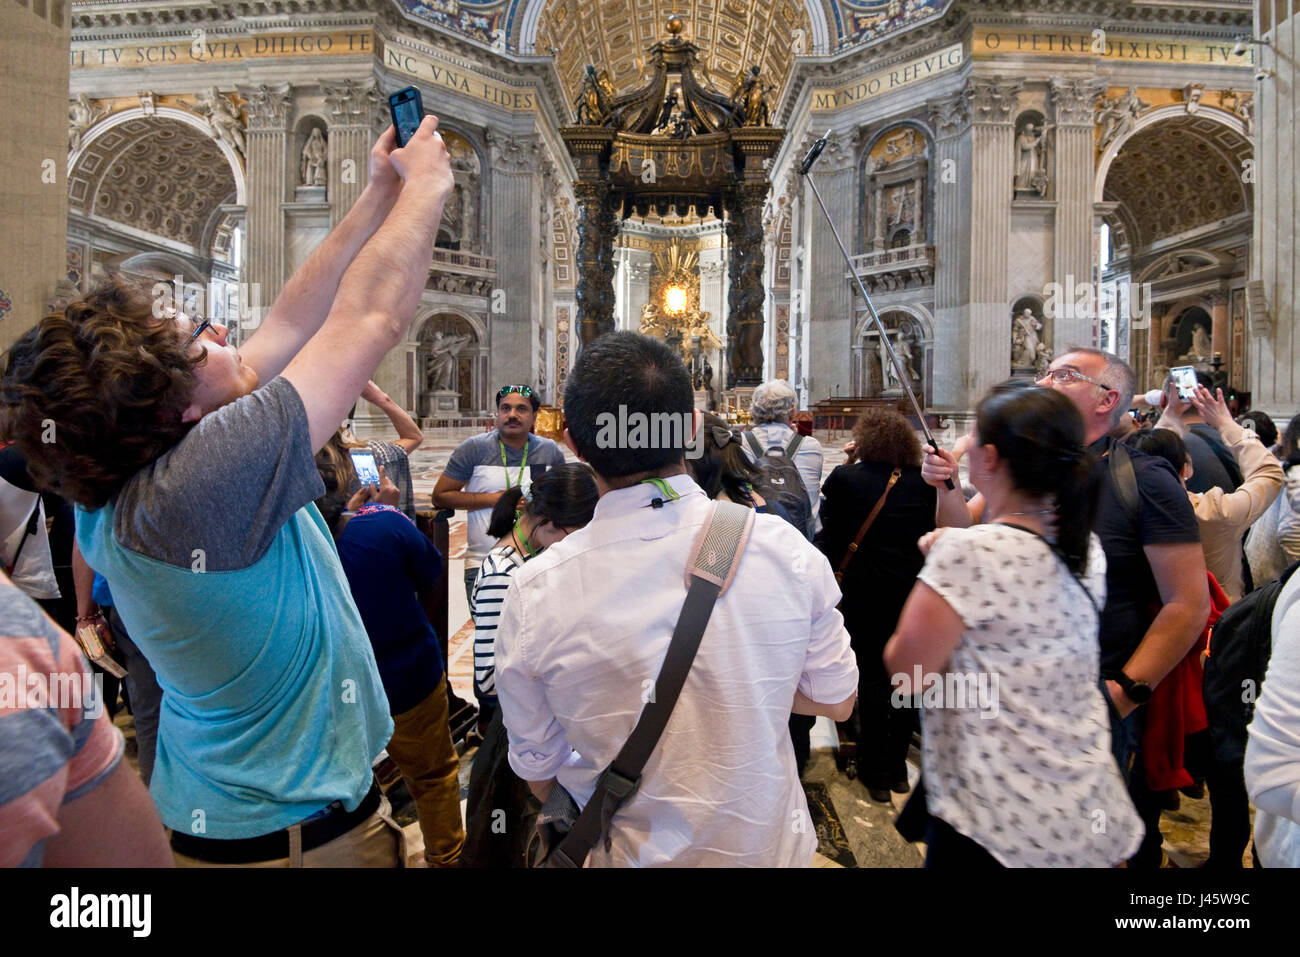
[0,276,205,509]
[850,407,922,469]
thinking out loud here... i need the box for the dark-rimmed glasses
[184,317,215,349]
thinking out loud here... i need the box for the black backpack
[743,431,814,539]
[1203,559,1299,766]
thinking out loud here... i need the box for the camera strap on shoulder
[1107,440,1140,527]
[544,500,755,868]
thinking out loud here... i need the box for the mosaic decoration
[0,289,11,321]
[831,0,948,50]
[395,0,511,48]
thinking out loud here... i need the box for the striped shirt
[469,544,525,702]
[0,576,123,867]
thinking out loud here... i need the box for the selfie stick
[798,130,954,489]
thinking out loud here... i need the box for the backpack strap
[744,430,764,459]
[835,468,901,585]
[1108,440,1140,527]
[546,501,755,868]
[785,433,804,458]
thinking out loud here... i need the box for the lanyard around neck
[500,438,528,488]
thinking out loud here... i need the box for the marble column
[926,88,973,409]
[238,83,293,329]
[1050,78,1107,351]
[802,130,856,401]
[323,78,378,227]
[1211,292,1229,364]
[486,132,541,389]
[967,77,1022,404]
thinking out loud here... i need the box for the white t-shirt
[916,523,1142,867]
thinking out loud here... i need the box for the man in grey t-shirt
[433,385,567,603]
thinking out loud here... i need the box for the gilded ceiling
[1103,117,1251,250]
[68,118,238,253]
[536,0,809,108]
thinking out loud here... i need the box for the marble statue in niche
[300,128,327,187]
[1181,322,1213,362]
[1012,307,1044,369]
[1014,123,1049,196]
[424,330,473,391]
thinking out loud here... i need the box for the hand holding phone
[350,449,380,488]
[1170,365,1197,403]
[389,86,424,148]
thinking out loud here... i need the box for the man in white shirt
[742,378,825,537]
[494,332,858,867]
[1245,567,1300,867]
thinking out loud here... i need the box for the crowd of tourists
[3,119,1298,868]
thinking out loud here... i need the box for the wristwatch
[1109,671,1153,705]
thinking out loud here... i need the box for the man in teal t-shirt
[2,116,457,865]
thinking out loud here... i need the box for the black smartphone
[389,86,423,147]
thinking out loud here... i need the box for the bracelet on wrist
[75,610,105,623]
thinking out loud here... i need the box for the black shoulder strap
[1108,441,1140,527]
[547,501,754,868]
[744,430,763,458]
[785,433,804,458]
[3,497,42,577]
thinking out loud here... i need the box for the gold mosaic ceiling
[538,0,809,115]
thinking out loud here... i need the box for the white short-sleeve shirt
[916,523,1143,867]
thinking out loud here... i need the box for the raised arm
[238,128,404,385]
[282,117,454,451]
[361,379,424,453]
[1190,385,1284,527]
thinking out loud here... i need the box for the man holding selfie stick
[2,115,455,866]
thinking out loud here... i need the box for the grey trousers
[106,606,163,787]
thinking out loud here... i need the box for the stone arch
[1094,104,1249,206]
[69,106,245,204]
[855,304,932,401]
[117,252,205,287]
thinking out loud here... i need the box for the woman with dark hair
[885,386,1141,867]
[819,408,935,801]
[463,462,598,867]
[688,413,791,522]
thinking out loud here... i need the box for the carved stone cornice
[323,78,376,127]
[927,88,973,139]
[239,83,293,131]
[485,131,541,174]
[1049,77,1108,126]
[968,77,1023,125]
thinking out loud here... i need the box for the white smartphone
[1170,365,1197,402]
[350,449,380,487]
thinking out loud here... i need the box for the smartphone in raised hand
[389,86,423,147]
[1170,365,1197,402]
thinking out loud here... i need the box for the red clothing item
[1142,573,1228,791]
